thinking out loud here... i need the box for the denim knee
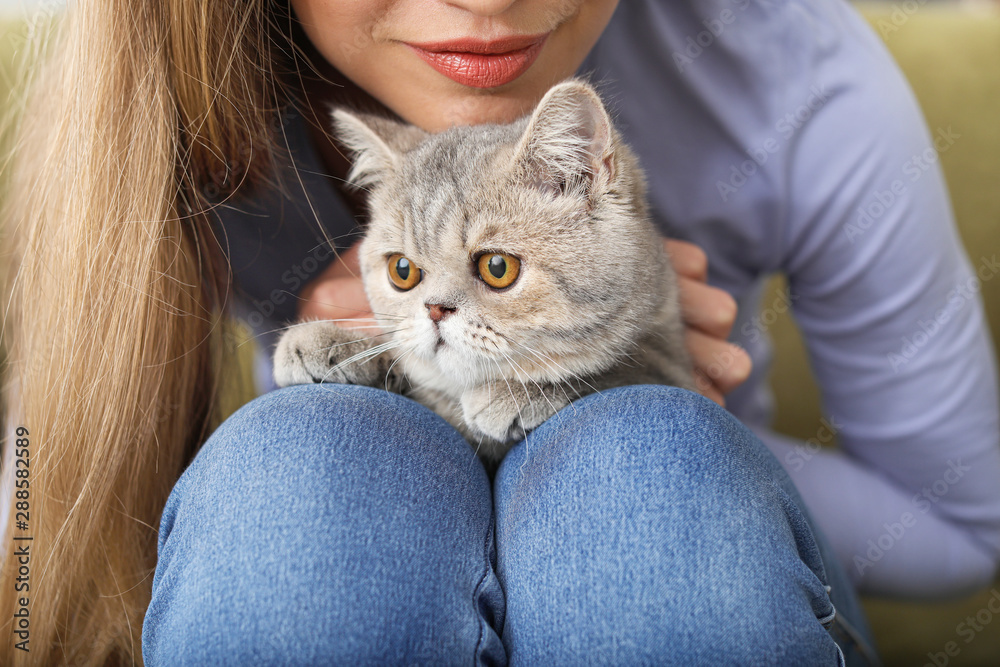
[143,384,503,666]
[494,385,842,665]
[196,382,480,481]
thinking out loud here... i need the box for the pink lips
[405,34,550,89]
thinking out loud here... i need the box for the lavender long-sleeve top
[207,0,1000,598]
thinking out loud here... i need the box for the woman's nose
[445,0,519,17]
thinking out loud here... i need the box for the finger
[298,277,373,328]
[686,329,752,396]
[297,242,364,311]
[692,369,726,407]
[323,242,363,280]
[664,239,708,282]
[677,276,739,340]
[339,242,362,274]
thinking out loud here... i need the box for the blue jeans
[142,384,879,665]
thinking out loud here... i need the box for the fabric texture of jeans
[142,383,879,665]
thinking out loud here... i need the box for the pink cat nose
[426,303,457,323]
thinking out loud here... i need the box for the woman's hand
[298,239,753,406]
[665,239,752,407]
[296,242,374,330]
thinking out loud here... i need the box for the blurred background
[0,0,63,20]
[0,0,997,665]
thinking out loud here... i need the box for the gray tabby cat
[273,79,695,463]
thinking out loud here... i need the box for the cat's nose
[426,303,457,323]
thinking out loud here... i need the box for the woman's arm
[772,10,1000,597]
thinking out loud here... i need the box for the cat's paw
[273,321,391,388]
[460,382,569,442]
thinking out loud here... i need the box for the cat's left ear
[512,79,616,203]
[331,108,428,188]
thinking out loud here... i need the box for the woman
[2,0,997,664]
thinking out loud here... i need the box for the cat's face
[340,81,668,388]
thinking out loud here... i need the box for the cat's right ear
[331,109,427,188]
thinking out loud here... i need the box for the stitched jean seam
[472,512,498,666]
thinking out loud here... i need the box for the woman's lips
[405,34,549,89]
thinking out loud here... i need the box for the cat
[272,79,696,464]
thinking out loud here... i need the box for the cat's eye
[477,253,521,290]
[387,254,422,290]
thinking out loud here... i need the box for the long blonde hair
[0,1,305,662]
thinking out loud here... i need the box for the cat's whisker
[239,321,316,347]
[489,355,539,469]
[313,318,400,327]
[315,340,394,385]
[317,336,397,356]
[361,310,408,321]
[467,362,492,462]
[329,339,404,374]
[517,344,598,407]
[319,327,411,353]
[489,356,528,444]
[239,317,404,350]
[285,294,407,321]
[385,340,414,392]
[477,352,498,384]
[511,342,568,375]
[497,349,561,420]
[384,345,416,392]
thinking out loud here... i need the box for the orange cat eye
[387,254,422,290]
[477,253,521,290]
